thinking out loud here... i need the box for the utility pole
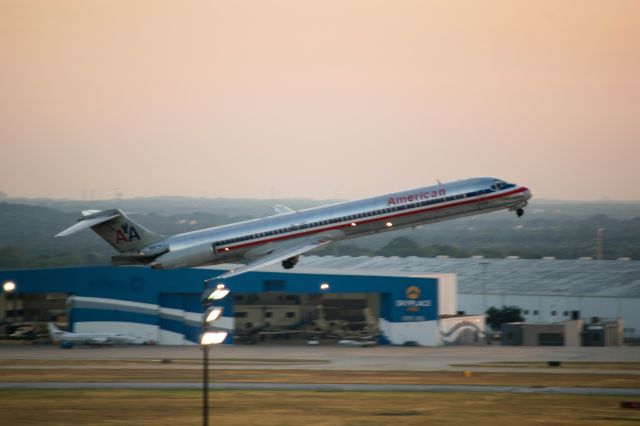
[596,228,604,260]
[479,261,489,313]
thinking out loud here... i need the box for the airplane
[47,322,145,347]
[56,177,531,279]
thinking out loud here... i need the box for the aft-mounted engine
[150,243,215,269]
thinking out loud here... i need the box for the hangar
[0,261,483,346]
[298,256,640,341]
[2,255,637,345]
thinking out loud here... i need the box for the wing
[272,204,296,215]
[215,237,332,279]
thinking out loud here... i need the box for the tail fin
[56,209,164,253]
[47,322,63,337]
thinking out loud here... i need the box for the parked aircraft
[56,177,531,279]
[47,323,145,347]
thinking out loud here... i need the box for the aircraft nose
[521,187,532,200]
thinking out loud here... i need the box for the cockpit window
[493,179,507,191]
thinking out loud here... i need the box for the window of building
[523,309,529,315]
[533,310,539,315]
[234,312,247,318]
[538,333,564,346]
[551,310,556,316]
[563,311,568,316]
[265,312,272,318]
[286,312,295,318]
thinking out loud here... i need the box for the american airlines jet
[56,177,531,279]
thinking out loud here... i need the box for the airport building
[0,259,483,346]
[1,255,638,345]
[302,256,640,342]
[299,256,639,341]
[501,318,625,347]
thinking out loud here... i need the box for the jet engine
[281,255,299,269]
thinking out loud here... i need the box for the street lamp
[204,284,230,301]
[3,281,16,325]
[3,281,16,293]
[204,306,224,323]
[201,281,230,426]
[201,331,228,345]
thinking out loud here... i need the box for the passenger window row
[217,187,496,247]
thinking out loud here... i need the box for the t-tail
[55,209,164,253]
[47,322,65,338]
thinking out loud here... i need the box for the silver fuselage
[147,177,531,268]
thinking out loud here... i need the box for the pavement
[1,344,639,373]
[1,381,640,396]
[2,344,639,396]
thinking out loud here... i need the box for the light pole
[479,262,489,314]
[3,281,16,327]
[201,280,230,426]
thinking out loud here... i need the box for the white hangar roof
[294,256,640,298]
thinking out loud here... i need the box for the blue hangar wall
[0,266,439,345]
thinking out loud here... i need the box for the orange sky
[1,1,639,201]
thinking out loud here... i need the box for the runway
[2,381,640,396]
[2,344,640,372]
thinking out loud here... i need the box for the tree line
[0,199,638,269]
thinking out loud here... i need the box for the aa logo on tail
[115,222,140,244]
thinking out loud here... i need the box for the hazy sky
[1,1,639,201]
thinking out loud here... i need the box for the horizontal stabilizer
[55,214,120,237]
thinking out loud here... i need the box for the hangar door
[233,292,380,344]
